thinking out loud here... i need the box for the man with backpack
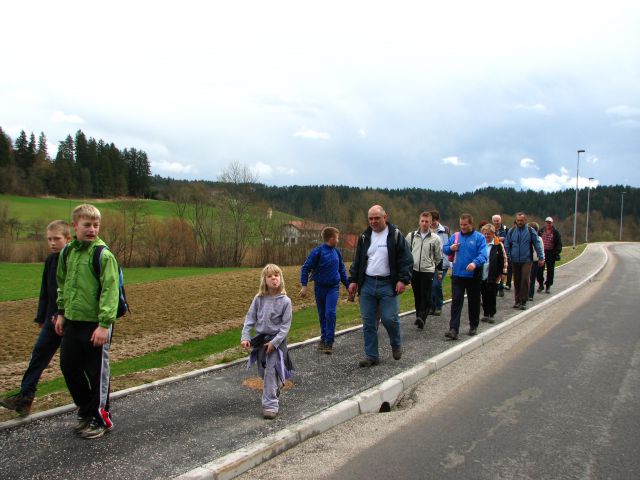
[505,212,545,311]
[406,211,443,329]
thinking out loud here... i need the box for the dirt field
[0,266,319,395]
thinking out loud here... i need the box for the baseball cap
[545,217,553,222]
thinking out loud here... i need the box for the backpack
[62,245,129,318]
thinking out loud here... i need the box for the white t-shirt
[366,227,391,276]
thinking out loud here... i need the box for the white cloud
[252,161,274,178]
[520,157,539,169]
[514,103,548,113]
[613,119,640,129]
[560,166,569,175]
[501,179,517,186]
[520,171,598,192]
[293,128,331,140]
[586,155,599,164]
[441,156,468,167]
[152,160,193,174]
[474,182,489,191]
[276,166,296,176]
[51,111,85,124]
[606,105,640,117]
[358,128,367,138]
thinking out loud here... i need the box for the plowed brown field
[0,266,317,393]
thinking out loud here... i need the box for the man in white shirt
[348,205,413,367]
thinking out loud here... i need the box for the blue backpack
[62,245,129,318]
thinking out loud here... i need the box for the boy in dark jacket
[480,224,507,323]
[0,221,70,417]
[300,227,348,354]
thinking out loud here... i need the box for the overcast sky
[2,0,639,192]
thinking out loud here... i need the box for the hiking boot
[537,286,544,293]
[0,394,33,417]
[519,304,527,310]
[323,343,333,355]
[317,341,326,351]
[468,327,478,336]
[481,315,490,323]
[433,309,442,316]
[358,357,379,368]
[444,329,458,340]
[79,419,108,439]
[487,315,496,324]
[74,416,92,433]
[416,318,425,329]
[545,286,551,294]
[498,289,504,297]
[392,346,402,360]
[263,410,278,420]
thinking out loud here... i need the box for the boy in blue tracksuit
[300,227,349,354]
[443,213,487,340]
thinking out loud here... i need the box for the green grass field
[0,263,245,302]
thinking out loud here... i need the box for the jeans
[431,267,448,310]
[360,277,402,361]
[20,318,62,398]
[314,283,339,345]
[449,275,482,332]
[411,270,434,320]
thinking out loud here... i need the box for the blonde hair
[47,220,71,237]
[258,263,286,296]
[72,204,101,223]
[481,224,495,233]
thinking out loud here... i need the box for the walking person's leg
[359,279,380,362]
[314,284,328,345]
[466,277,482,332]
[448,277,464,337]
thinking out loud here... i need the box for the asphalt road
[238,243,640,480]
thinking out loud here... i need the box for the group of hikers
[1,202,562,430]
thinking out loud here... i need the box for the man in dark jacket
[537,217,563,293]
[348,205,413,367]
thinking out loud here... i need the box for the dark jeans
[505,259,513,288]
[432,267,448,310]
[449,275,481,333]
[529,262,540,299]
[60,320,112,424]
[314,283,339,345]
[537,251,557,288]
[20,318,62,398]
[411,270,434,320]
[511,262,532,305]
[481,280,498,316]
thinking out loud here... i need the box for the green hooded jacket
[56,237,119,328]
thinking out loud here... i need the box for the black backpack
[62,245,129,318]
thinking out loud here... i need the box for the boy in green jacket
[55,204,119,439]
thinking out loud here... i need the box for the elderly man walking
[348,205,413,367]
[537,217,563,293]
[443,213,487,340]
[505,212,545,310]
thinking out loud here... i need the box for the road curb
[174,244,609,480]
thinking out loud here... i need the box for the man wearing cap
[537,217,563,293]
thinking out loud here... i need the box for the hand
[466,263,476,272]
[348,282,358,296]
[437,272,443,280]
[299,286,308,298]
[395,281,406,294]
[54,315,65,336]
[90,326,110,347]
[240,340,251,350]
[450,243,459,252]
[265,342,275,355]
[538,260,545,267]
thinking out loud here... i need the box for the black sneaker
[416,318,425,329]
[0,394,33,417]
[519,304,527,310]
[79,419,107,439]
[487,315,496,324]
[433,309,442,316]
[545,287,551,294]
[359,357,379,367]
[481,315,490,323]
[468,327,478,336]
[392,346,402,360]
[498,289,504,297]
[537,286,544,293]
[444,329,458,340]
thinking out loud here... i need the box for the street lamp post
[585,177,594,243]
[620,191,626,241]
[573,149,585,248]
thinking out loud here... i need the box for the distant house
[281,220,326,246]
